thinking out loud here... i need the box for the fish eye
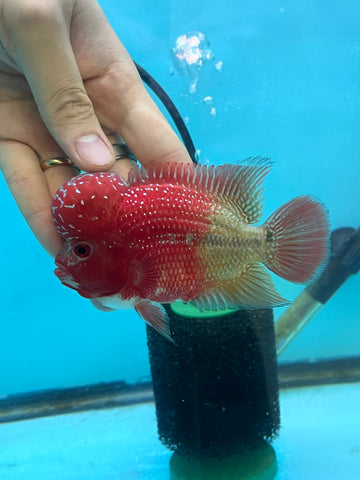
[73,242,92,259]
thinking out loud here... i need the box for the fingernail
[75,134,113,166]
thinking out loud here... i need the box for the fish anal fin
[135,300,175,344]
[128,159,273,224]
[192,263,288,311]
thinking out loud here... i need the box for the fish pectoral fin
[192,263,289,311]
[135,301,175,344]
[129,255,159,291]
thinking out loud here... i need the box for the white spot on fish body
[155,287,167,296]
[186,233,194,245]
[80,200,85,206]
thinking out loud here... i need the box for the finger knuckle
[26,204,51,233]
[6,0,72,26]
[4,167,30,193]
[43,86,95,127]
[5,2,60,35]
[3,166,51,236]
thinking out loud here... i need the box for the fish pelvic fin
[191,263,289,311]
[128,158,273,224]
[135,300,175,344]
[264,195,330,283]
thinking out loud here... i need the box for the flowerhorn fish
[52,159,329,342]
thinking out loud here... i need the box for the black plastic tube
[276,227,360,356]
[308,227,360,303]
[134,62,198,164]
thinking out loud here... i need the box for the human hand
[0,0,191,257]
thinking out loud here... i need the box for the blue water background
[1,0,359,396]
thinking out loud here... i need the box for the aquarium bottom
[1,356,360,424]
[0,382,359,480]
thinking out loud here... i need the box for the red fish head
[51,172,127,239]
[54,238,133,299]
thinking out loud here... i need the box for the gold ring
[112,143,137,162]
[40,157,80,172]
[39,142,137,172]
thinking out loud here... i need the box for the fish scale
[118,195,210,303]
[113,183,215,303]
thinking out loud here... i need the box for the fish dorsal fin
[128,158,272,224]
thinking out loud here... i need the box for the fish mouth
[54,267,94,298]
[54,267,80,290]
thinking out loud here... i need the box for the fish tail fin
[264,195,330,283]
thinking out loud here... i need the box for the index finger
[87,63,192,167]
[67,2,193,167]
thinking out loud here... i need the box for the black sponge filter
[147,305,280,458]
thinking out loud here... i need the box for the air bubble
[202,96,216,118]
[171,31,214,93]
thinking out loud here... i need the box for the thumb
[6,3,114,171]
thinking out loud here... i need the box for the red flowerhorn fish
[52,159,329,342]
